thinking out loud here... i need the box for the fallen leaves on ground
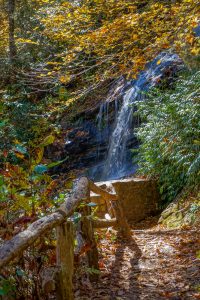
[74,221,200,299]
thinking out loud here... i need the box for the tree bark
[113,200,131,239]
[0,212,64,269]
[8,0,17,63]
[56,222,74,300]
[89,180,117,201]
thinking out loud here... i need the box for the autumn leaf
[39,135,55,147]
[15,152,25,159]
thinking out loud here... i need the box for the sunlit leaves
[16,38,39,45]
[135,70,200,203]
[0,2,8,56]
[39,134,55,147]
[38,0,200,94]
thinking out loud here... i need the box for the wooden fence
[0,177,131,299]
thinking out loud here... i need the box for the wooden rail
[0,177,131,299]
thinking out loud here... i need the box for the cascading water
[96,102,110,160]
[97,52,181,180]
[101,86,138,180]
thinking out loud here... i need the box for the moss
[159,190,200,228]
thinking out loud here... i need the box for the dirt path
[74,226,200,299]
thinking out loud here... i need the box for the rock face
[158,192,200,228]
[93,178,160,223]
[113,178,160,223]
[47,57,182,181]
[47,79,139,179]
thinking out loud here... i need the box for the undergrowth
[134,70,200,204]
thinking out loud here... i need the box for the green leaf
[160,186,164,194]
[72,212,81,224]
[0,176,4,186]
[196,250,200,259]
[29,174,44,181]
[0,120,7,128]
[34,164,48,174]
[0,278,15,296]
[39,135,55,147]
[16,268,25,277]
[87,202,98,207]
[14,145,27,154]
[86,267,101,275]
[47,157,68,168]
[0,289,6,296]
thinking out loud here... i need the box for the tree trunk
[8,0,17,64]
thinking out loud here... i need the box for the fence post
[81,183,99,282]
[113,199,131,239]
[56,221,74,300]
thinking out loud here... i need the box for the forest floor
[74,217,200,300]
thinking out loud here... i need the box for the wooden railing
[0,177,131,299]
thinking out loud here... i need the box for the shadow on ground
[74,221,200,300]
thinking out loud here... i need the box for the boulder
[159,192,200,228]
[96,178,160,223]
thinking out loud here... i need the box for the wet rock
[47,103,138,176]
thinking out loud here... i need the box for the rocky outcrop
[47,78,139,178]
[46,55,183,181]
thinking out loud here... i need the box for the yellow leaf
[59,75,71,84]
[34,147,44,164]
[16,38,38,45]
[39,135,55,147]
[14,139,20,144]
[191,47,199,56]
[15,152,25,159]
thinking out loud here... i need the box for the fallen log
[0,177,89,269]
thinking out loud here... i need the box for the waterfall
[96,101,110,160]
[100,52,181,180]
[101,86,138,179]
[88,52,181,181]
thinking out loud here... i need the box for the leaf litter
[74,219,200,299]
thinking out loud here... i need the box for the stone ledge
[95,178,160,223]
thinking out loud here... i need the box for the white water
[101,86,138,179]
[99,52,180,180]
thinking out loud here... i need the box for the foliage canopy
[38,0,200,95]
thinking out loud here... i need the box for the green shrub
[134,70,200,203]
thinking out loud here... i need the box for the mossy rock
[159,191,200,228]
[159,203,179,223]
[162,212,184,229]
